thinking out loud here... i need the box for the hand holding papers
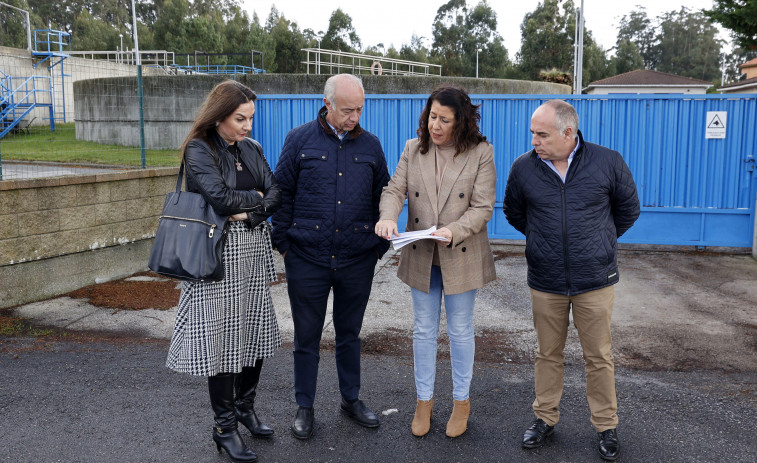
[389,225,448,250]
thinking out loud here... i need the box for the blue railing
[33,29,69,54]
[0,75,54,138]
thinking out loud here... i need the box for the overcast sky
[243,0,729,55]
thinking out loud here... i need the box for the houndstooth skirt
[166,220,281,376]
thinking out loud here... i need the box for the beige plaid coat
[379,138,496,295]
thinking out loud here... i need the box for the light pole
[476,48,481,78]
[119,33,123,63]
[315,31,323,75]
[573,0,585,94]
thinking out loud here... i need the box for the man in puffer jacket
[503,99,640,461]
[272,74,390,440]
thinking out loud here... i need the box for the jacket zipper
[560,184,571,295]
[160,215,218,238]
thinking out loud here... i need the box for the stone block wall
[0,167,178,307]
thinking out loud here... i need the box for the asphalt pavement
[1,245,756,462]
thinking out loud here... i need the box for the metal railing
[169,64,265,75]
[0,75,54,138]
[66,50,176,67]
[33,29,69,54]
[302,48,442,76]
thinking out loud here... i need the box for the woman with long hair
[166,80,281,462]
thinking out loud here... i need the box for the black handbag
[148,161,229,281]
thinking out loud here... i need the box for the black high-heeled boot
[208,373,257,462]
[235,360,274,437]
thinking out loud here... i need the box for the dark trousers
[284,250,378,407]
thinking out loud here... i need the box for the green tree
[466,1,509,78]
[616,7,657,69]
[0,0,36,49]
[151,0,190,51]
[581,36,611,85]
[704,0,757,50]
[516,0,607,86]
[321,8,360,52]
[265,8,307,73]
[431,0,468,75]
[28,0,79,33]
[431,0,510,77]
[517,0,575,80]
[70,9,119,50]
[399,34,431,63]
[656,8,723,82]
[722,47,757,83]
[609,39,644,75]
[243,11,275,71]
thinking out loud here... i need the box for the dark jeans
[284,249,378,407]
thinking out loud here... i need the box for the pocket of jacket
[291,218,322,231]
[298,150,328,166]
[351,153,377,166]
[351,222,374,233]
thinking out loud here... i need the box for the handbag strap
[178,137,222,194]
[175,161,185,193]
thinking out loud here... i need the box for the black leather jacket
[184,132,281,227]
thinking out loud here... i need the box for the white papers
[389,225,448,250]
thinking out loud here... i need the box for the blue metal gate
[251,94,757,249]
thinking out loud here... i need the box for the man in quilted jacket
[272,74,390,440]
[503,99,640,461]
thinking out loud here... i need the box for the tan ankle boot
[411,398,433,436]
[446,398,470,437]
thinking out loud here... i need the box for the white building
[718,57,757,94]
[583,69,711,94]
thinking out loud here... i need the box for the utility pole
[0,1,32,50]
[476,48,481,78]
[573,0,585,94]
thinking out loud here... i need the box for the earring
[215,122,219,127]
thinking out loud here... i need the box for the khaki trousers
[530,286,618,432]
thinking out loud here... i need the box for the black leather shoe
[340,398,380,428]
[522,418,554,449]
[291,406,314,440]
[598,428,620,461]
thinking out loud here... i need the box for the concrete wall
[74,74,570,149]
[0,45,165,127]
[0,167,177,307]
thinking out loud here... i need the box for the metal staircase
[32,29,70,125]
[0,29,68,140]
[0,70,53,139]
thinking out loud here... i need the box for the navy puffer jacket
[503,131,640,296]
[272,107,390,269]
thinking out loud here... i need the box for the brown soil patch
[492,250,524,261]
[362,328,413,356]
[63,272,180,310]
[270,272,287,286]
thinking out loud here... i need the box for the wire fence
[0,37,187,181]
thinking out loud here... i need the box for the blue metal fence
[250,94,757,248]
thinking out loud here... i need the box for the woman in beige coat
[375,85,496,438]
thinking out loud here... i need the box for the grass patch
[0,313,54,337]
[1,123,180,167]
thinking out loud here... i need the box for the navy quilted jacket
[503,130,640,296]
[272,107,390,269]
